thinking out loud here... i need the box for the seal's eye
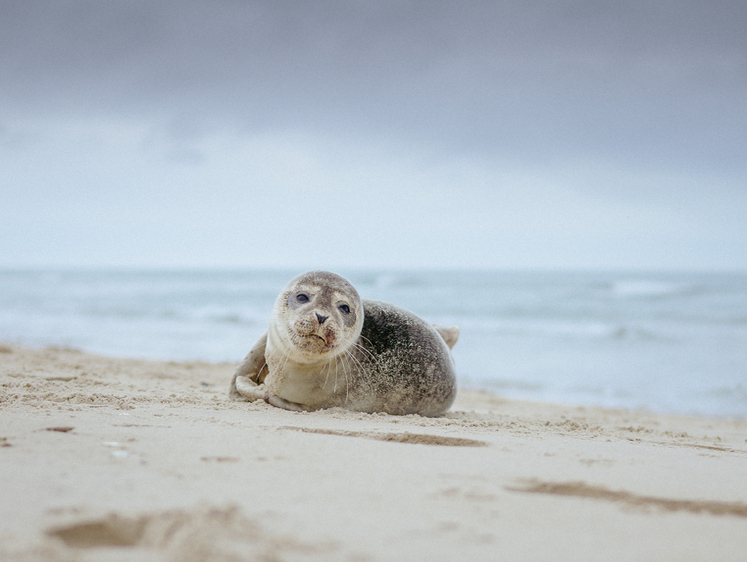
[296,293,310,303]
[339,304,350,314]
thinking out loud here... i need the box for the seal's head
[271,271,364,364]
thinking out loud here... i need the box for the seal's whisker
[342,348,375,398]
[335,354,348,403]
[341,347,364,374]
[354,338,379,365]
[344,359,350,403]
[322,359,331,390]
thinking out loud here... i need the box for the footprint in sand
[46,505,335,556]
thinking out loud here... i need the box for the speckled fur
[230,271,457,417]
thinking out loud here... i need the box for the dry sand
[1,342,746,561]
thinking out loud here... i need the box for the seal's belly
[264,361,345,408]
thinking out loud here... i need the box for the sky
[1,0,745,271]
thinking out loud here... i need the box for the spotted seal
[229,271,458,416]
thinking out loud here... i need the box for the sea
[1,268,746,420]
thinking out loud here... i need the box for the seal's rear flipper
[433,324,459,349]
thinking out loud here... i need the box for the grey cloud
[2,2,745,215]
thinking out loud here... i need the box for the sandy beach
[1,343,746,561]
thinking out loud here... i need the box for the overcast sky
[1,1,745,270]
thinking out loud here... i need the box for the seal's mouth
[306,334,332,347]
[291,326,336,349]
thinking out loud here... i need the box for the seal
[229,271,458,416]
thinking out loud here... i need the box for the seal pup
[229,271,458,416]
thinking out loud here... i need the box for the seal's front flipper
[233,376,270,402]
[234,376,312,412]
[229,330,269,400]
[433,324,460,349]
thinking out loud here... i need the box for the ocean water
[1,268,746,419]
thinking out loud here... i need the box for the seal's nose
[316,313,328,325]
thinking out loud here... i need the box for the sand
[1,343,746,561]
